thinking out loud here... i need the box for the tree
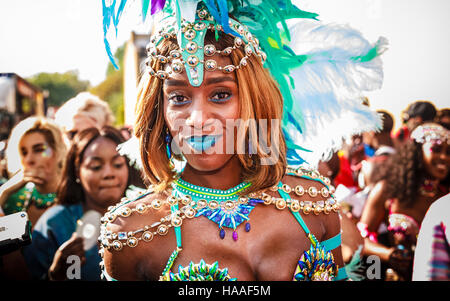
[90,45,125,126]
[27,71,90,107]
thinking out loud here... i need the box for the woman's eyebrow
[84,156,104,163]
[164,79,189,87]
[31,143,46,149]
[164,76,235,87]
[205,76,235,85]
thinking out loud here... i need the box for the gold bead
[112,240,123,251]
[197,199,207,209]
[224,201,235,210]
[295,185,305,196]
[136,203,148,214]
[119,207,132,217]
[275,199,287,210]
[308,186,318,197]
[321,187,330,198]
[209,200,219,209]
[151,199,162,210]
[142,231,154,242]
[313,206,322,215]
[171,216,183,227]
[167,196,178,206]
[303,207,312,215]
[262,194,272,205]
[282,183,292,194]
[184,195,192,203]
[157,224,169,236]
[127,237,138,248]
[290,200,300,212]
[184,207,196,219]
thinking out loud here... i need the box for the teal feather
[344,245,366,281]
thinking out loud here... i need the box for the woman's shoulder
[275,166,339,214]
[99,185,173,250]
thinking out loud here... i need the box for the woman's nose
[22,153,36,168]
[103,164,116,179]
[186,98,210,129]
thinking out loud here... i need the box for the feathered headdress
[103,0,387,168]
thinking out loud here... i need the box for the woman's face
[19,132,58,183]
[163,55,240,172]
[78,137,129,209]
[422,140,450,180]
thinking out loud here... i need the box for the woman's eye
[33,147,45,153]
[90,165,102,171]
[210,91,231,102]
[114,163,125,169]
[168,94,190,105]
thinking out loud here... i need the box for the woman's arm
[358,180,394,261]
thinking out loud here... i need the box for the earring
[165,128,172,159]
[75,178,81,184]
[165,128,175,169]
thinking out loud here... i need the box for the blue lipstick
[186,135,222,152]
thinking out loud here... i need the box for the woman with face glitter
[0,117,67,226]
[0,116,67,279]
[358,123,450,281]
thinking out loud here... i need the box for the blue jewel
[225,217,231,226]
[214,214,222,223]
[219,229,225,239]
[235,215,242,224]
[245,222,251,232]
[242,209,249,214]
[204,210,212,217]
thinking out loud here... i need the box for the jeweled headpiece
[144,3,266,86]
[411,123,450,145]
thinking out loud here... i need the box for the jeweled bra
[98,166,348,281]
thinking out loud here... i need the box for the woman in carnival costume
[359,123,450,280]
[98,0,387,281]
[0,117,66,279]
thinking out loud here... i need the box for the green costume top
[1,182,56,215]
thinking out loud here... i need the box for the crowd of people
[0,92,448,282]
[0,0,449,283]
[0,93,147,280]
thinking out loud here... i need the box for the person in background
[0,117,67,279]
[355,110,397,217]
[358,123,449,281]
[22,126,139,280]
[319,153,366,280]
[54,92,115,147]
[435,108,450,130]
[394,101,437,146]
[0,140,8,188]
[412,193,450,281]
[0,117,66,225]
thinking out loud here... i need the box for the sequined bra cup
[98,167,348,281]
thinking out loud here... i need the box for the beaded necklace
[172,178,259,241]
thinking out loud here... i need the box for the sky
[1,0,449,129]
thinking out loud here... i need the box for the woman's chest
[136,206,326,280]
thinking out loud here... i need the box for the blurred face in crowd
[64,114,100,144]
[78,136,129,209]
[163,55,240,172]
[19,131,58,185]
[406,116,423,132]
[422,140,450,181]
